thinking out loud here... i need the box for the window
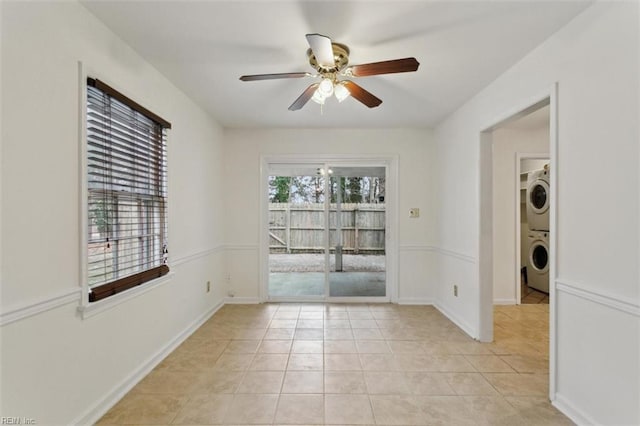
[86,78,171,302]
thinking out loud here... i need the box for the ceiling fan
[239,33,420,111]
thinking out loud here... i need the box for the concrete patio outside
[269,254,385,297]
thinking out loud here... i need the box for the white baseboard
[72,300,224,425]
[434,302,478,340]
[224,296,260,304]
[493,298,517,305]
[553,393,597,426]
[397,297,434,305]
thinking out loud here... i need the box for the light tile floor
[98,303,571,425]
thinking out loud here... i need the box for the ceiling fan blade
[240,72,311,81]
[342,81,382,108]
[288,83,320,111]
[305,33,335,68]
[347,57,420,77]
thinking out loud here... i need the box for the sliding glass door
[266,162,387,301]
[268,164,326,298]
[328,167,386,298]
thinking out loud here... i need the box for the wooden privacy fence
[269,203,385,254]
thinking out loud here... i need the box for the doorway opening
[478,86,557,399]
[489,104,550,305]
[262,159,393,302]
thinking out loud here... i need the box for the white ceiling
[81,1,591,129]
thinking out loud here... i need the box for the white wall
[0,2,226,423]
[492,125,549,304]
[434,2,639,425]
[223,128,436,304]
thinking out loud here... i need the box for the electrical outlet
[453,284,458,297]
[206,281,211,293]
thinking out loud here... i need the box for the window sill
[78,272,174,319]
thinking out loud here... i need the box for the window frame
[80,74,172,310]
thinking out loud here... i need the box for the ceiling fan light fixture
[318,78,334,97]
[311,89,327,105]
[334,81,350,102]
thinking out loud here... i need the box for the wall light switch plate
[409,208,420,218]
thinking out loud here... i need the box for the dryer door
[528,179,550,214]
[529,240,549,273]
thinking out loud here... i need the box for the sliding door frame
[260,154,398,303]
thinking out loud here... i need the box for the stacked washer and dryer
[525,165,550,293]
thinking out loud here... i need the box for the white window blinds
[86,78,170,302]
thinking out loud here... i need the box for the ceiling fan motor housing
[307,43,350,73]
